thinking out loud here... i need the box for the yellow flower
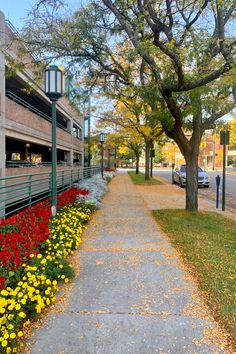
[1,339,8,347]
[17,331,23,338]
[10,333,16,339]
[15,304,21,311]
[19,312,26,318]
[37,254,42,259]
[1,290,8,296]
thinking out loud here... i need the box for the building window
[11,153,21,160]
[73,125,82,139]
[73,152,82,166]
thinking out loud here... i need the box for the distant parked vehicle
[173,164,210,188]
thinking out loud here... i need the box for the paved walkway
[25,174,230,354]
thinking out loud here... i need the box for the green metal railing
[6,91,69,132]
[6,161,69,168]
[0,166,100,218]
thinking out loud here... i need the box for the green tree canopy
[20,0,236,210]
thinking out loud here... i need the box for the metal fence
[6,91,69,132]
[0,166,100,218]
[6,161,69,168]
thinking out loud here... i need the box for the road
[152,168,236,209]
[153,168,236,195]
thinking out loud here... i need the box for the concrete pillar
[67,150,73,166]
[0,11,6,176]
[0,11,6,217]
[67,117,73,166]
[67,118,73,132]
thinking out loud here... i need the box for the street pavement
[152,168,236,214]
[24,173,232,354]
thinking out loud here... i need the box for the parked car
[173,164,210,188]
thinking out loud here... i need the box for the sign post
[215,175,220,208]
[172,163,175,184]
[220,131,229,211]
[150,147,155,177]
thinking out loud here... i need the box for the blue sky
[0,0,86,29]
[0,0,235,121]
[0,0,35,29]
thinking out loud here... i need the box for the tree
[229,117,236,147]
[97,95,163,178]
[97,110,144,174]
[21,0,236,210]
[100,0,236,211]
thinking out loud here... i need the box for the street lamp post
[99,133,105,179]
[44,65,63,216]
[108,147,111,170]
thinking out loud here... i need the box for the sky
[0,0,36,29]
[0,0,86,29]
[0,0,235,122]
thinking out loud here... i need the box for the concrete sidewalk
[25,174,230,354]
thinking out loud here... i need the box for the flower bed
[0,187,92,353]
[75,171,116,208]
[0,171,116,353]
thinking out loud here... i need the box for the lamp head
[99,133,105,143]
[44,65,63,101]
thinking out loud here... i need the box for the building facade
[0,11,84,179]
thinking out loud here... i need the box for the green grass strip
[127,171,163,185]
[153,209,236,347]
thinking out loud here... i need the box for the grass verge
[152,209,236,347]
[128,171,163,185]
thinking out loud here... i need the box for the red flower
[0,187,90,289]
[0,276,5,289]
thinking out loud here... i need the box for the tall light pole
[108,147,111,170]
[99,133,105,179]
[44,65,63,216]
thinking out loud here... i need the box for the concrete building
[0,11,84,179]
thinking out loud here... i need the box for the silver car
[173,164,210,188]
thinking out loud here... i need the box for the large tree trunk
[135,153,139,174]
[185,152,199,211]
[145,140,150,180]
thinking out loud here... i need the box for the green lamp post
[44,65,63,216]
[99,133,105,179]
